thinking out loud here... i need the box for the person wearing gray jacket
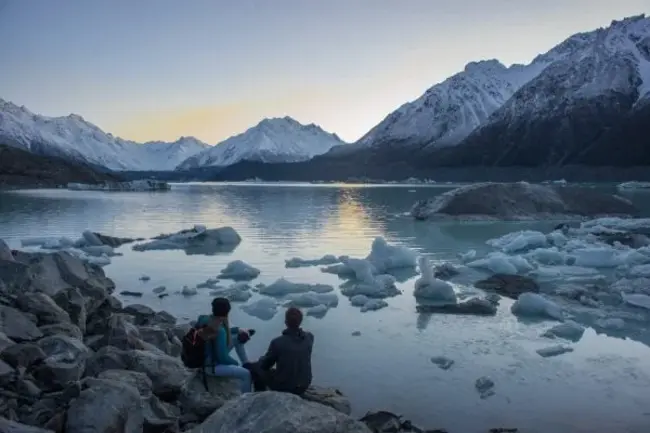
[247,307,314,395]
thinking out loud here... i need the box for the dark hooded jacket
[259,327,314,393]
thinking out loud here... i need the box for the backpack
[180,326,206,369]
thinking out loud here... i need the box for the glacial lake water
[1,182,650,433]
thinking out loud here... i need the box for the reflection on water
[1,183,650,433]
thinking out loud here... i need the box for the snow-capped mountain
[176,116,345,170]
[430,14,650,167]
[0,99,209,171]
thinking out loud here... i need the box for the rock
[142,394,180,433]
[0,306,42,342]
[411,182,637,220]
[66,378,143,433]
[0,343,46,369]
[188,391,371,433]
[0,332,15,353]
[302,386,352,415]
[15,293,71,326]
[138,326,180,356]
[93,232,138,248]
[129,350,191,400]
[18,398,59,430]
[474,274,540,299]
[416,298,497,316]
[0,239,13,262]
[39,323,83,340]
[360,411,447,433]
[15,377,42,399]
[430,356,454,370]
[97,369,153,398]
[84,346,131,377]
[52,288,87,335]
[33,336,90,390]
[475,376,495,399]
[0,259,31,295]
[0,358,14,383]
[120,290,143,297]
[86,313,145,351]
[0,417,55,433]
[178,373,241,420]
[122,304,156,325]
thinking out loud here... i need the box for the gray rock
[416,297,497,316]
[0,332,15,353]
[0,417,55,433]
[15,377,42,399]
[92,232,138,248]
[122,304,156,325]
[84,346,131,377]
[170,324,191,341]
[86,313,144,351]
[18,398,58,429]
[97,369,153,398]
[130,350,191,400]
[0,239,13,262]
[0,259,31,295]
[33,335,90,390]
[188,391,371,433]
[0,306,42,341]
[52,287,87,335]
[39,322,83,340]
[474,274,540,299]
[178,373,240,420]
[0,343,46,368]
[15,292,71,326]
[0,358,14,383]
[12,252,71,296]
[359,411,446,433]
[142,395,180,433]
[66,378,143,433]
[77,279,112,316]
[138,326,179,356]
[302,386,352,415]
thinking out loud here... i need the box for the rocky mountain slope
[176,117,346,170]
[0,99,209,171]
[0,143,123,187]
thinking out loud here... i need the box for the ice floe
[413,257,457,303]
[209,282,254,302]
[285,254,341,268]
[542,320,585,342]
[511,293,564,321]
[536,345,574,358]
[240,297,278,321]
[284,292,339,308]
[133,225,241,255]
[217,260,261,280]
[258,278,334,296]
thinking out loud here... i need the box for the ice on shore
[414,257,457,303]
[241,297,278,321]
[258,278,334,296]
[285,254,341,268]
[218,260,261,281]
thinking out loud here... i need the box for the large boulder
[15,293,71,326]
[33,336,91,390]
[39,323,83,340]
[97,369,153,397]
[0,332,15,353]
[411,182,637,220]
[302,386,352,415]
[137,326,181,356]
[84,346,131,377]
[188,391,371,433]
[65,378,143,433]
[0,305,42,342]
[178,373,240,421]
[52,288,87,335]
[129,350,191,400]
[0,342,46,369]
[0,417,54,433]
[85,313,147,351]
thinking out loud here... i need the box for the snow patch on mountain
[0,99,209,171]
[176,117,346,170]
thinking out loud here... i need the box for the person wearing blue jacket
[195,297,252,393]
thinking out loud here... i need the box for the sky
[1,0,648,145]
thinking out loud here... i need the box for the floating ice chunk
[133,226,241,255]
[365,237,417,273]
[434,262,460,279]
[458,250,477,263]
[475,377,495,399]
[350,294,370,307]
[152,286,166,294]
[542,321,585,342]
[629,264,650,278]
[259,278,334,296]
[351,331,361,336]
[241,298,278,320]
[81,230,104,247]
[181,286,198,296]
[547,231,569,247]
[218,260,261,280]
[21,237,66,248]
[526,247,567,266]
[621,293,650,310]
[285,292,339,308]
[306,304,329,318]
[360,299,388,312]
[595,317,625,330]
[487,230,548,253]
[511,293,564,321]
[341,274,400,298]
[197,278,221,289]
[414,257,457,302]
[285,254,340,268]
[530,265,601,282]
[209,282,253,302]
[82,245,115,257]
[139,275,151,281]
[467,252,534,275]
[430,356,454,370]
[343,258,377,282]
[536,345,574,358]
[570,247,630,268]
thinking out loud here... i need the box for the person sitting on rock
[195,297,253,393]
[248,307,314,395]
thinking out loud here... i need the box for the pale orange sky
[1,0,648,144]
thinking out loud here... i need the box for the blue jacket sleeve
[216,326,239,365]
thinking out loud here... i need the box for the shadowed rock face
[411,182,637,220]
[0,143,122,188]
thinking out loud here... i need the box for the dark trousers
[243,362,306,396]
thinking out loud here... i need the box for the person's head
[211,297,231,318]
[285,307,303,329]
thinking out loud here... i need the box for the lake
[1,182,649,433]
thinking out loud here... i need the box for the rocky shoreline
[0,236,523,433]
